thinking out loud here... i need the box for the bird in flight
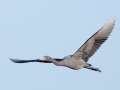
[10,18,115,72]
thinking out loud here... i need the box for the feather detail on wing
[72,18,115,62]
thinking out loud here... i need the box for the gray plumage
[10,18,115,72]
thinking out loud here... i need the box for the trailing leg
[85,66,101,72]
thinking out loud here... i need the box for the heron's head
[44,56,53,61]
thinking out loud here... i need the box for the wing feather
[72,18,115,62]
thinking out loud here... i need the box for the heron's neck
[50,59,65,66]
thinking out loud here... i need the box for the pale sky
[0,0,120,90]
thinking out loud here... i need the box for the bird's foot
[95,68,102,72]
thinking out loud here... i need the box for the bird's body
[10,18,115,72]
[62,56,86,70]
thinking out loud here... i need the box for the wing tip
[107,18,116,23]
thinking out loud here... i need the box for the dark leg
[85,66,101,72]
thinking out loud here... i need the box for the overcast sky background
[0,0,120,90]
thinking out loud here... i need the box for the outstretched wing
[72,18,115,62]
[10,58,52,63]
